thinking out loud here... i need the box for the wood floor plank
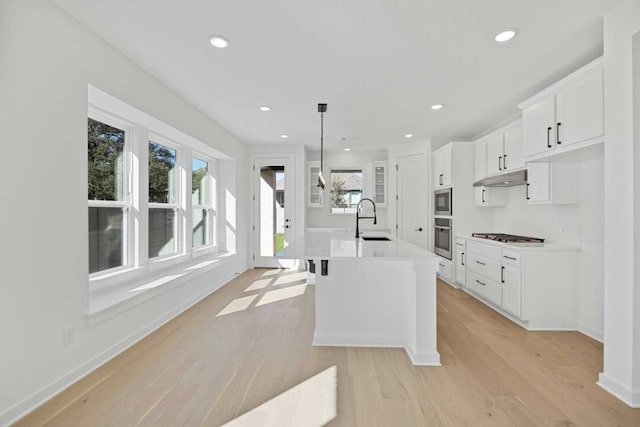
[14,273,640,427]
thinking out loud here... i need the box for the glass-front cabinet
[307,161,323,207]
[371,161,387,207]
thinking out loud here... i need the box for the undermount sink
[361,236,392,241]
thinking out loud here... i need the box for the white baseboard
[405,348,441,366]
[578,324,604,343]
[598,373,640,408]
[313,335,440,366]
[313,334,405,348]
[0,269,243,427]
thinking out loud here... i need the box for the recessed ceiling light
[280,134,289,139]
[405,134,414,139]
[344,148,351,151]
[259,105,271,112]
[209,35,229,48]
[431,104,444,110]
[494,29,517,43]
[504,181,510,184]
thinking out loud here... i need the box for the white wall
[491,149,605,341]
[600,0,640,407]
[0,0,249,423]
[306,149,389,230]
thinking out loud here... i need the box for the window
[148,140,178,258]
[87,86,226,288]
[87,117,129,274]
[192,157,210,248]
[330,169,362,214]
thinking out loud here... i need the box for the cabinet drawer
[467,252,502,283]
[437,258,453,282]
[467,241,502,260]
[502,250,521,267]
[467,271,502,306]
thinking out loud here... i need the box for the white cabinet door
[486,133,504,176]
[522,95,556,157]
[502,265,522,317]
[372,162,387,206]
[433,146,452,187]
[474,186,487,206]
[474,140,487,182]
[455,247,466,287]
[433,150,443,187]
[440,145,452,186]
[556,67,604,148]
[307,162,322,207]
[504,125,524,171]
[527,162,550,203]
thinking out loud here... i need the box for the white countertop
[282,230,439,261]
[457,235,580,251]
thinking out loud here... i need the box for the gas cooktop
[471,233,545,244]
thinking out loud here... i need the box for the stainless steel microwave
[434,188,452,216]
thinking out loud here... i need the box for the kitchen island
[283,230,441,366]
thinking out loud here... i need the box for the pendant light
[317,103,327,190]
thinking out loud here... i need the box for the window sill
[86,250,237,326]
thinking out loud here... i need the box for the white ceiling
[55,0,621,151]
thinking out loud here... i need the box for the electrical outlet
[63,326,75,347]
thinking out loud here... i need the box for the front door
[253,158,295,268]
[397,154,429,250]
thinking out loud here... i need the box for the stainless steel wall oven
[434,218,452,259]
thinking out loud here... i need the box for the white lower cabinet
[436,256,453,283]
[502,265,522,317]
[467,270,502,306]
[459,238,579,330]
[455,239,466,287]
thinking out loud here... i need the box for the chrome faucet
[355,198,377,238]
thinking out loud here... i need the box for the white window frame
[328,167,364,215]
[191,153,218,253]
[87,110,136,279]
[147,134,183,263]
[87,86,229,292]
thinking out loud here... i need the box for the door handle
[482,189,486,203]
[499,156,502,171]
[501,266,505,283]
[476,279,486,286]
[461,252,465,266]
[503,154,507,170]
[526,183,530,200]
[557,122,562,144]
[547,127,552,148]
[476,260,486,266]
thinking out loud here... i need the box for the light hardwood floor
[15,269,640,426]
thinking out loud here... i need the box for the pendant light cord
[320,111,324,176]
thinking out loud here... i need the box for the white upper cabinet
[474,139,487,182]
[433,144,452,187]
[307,161,322,207]
[475,121,524,181]
[519,57,603,161]
[526,162,550,203]
[522,95,556,157]
[555,66,604,148]
[503,125,524,171]
[371,161,387,207]
[486,133,505,176]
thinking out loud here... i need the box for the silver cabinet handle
[476,279,486,286]
[503,255,517,261]
[475,260,486,266]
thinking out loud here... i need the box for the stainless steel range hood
[473,169,527,187]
